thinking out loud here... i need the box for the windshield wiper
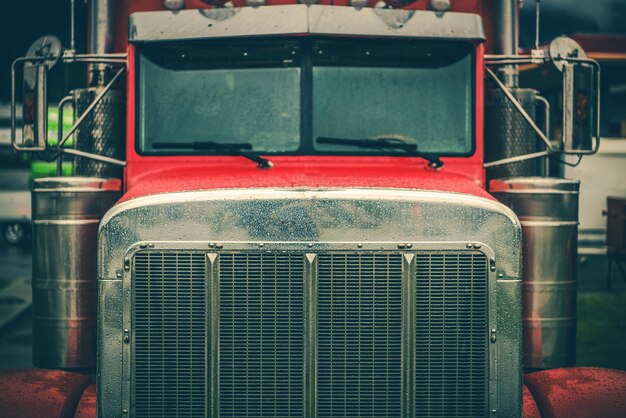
[152,141,273,169]
[316,137,443,169]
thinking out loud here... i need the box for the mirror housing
[22,61,48,148]
[562,62,596,153]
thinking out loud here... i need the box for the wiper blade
[316,136,443,168]
[152,141,273,169]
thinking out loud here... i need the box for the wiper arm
[316,137,443,169]
[152,141,273,169]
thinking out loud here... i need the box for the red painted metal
[73,384,97,418]
[121,157,492,201]
[0,369,91,418]
[123,41,487,200]
[524,367,626,418]
[523,384,542,418]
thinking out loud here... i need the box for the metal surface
[524,367,626,418]
[490,177,580,370]
[129,5,485,42]
[98,188,522,418]
[485,87,540,180]
[414,252,488,417]
[549,36,587,73]
[133,252,207,417]
[71,86,126,177]
[317,252,402,418]
[129,246,490,418]
[562,63,595,153]
[32,177,121,369]
[493,0,518,87]
[90,0,115,85]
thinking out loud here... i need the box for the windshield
[137,38,474,156]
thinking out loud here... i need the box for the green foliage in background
[577,291,626,371]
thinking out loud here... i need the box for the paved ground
[0,247,32,369]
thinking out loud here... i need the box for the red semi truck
[3,0,626,417]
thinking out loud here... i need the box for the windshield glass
[138,40,301,153]
[137,38,474,156]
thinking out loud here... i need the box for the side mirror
[12,36,62,151]
[562,62,596,153]
[549,36,600,154]
[22,61,47,148]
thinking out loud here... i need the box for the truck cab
[96,5,522,418]
[10,1,622,418]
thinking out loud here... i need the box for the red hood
[122,156,490,202]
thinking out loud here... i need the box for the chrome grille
[415,252,488,417]
[219,253,305,418]
[133,252,207,418]
[131,248,489,418]
[317,253,402,418]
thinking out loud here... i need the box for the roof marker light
[430,0,451,12]
[164,0,185,10]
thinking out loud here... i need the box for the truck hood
[122,157,489,201]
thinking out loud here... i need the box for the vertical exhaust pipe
[90,0,114,86]
[493,0,519,87]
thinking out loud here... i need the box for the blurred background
[0,0,625,371]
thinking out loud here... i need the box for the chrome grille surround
[99,188,522,418]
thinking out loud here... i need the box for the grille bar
[317,253,403,418]
[415,252,489,418]
[133,252,207,418]
[219,253,305,418]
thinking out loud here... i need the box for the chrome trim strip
[129,5,485,42]
[207,253,219,418]
[401,253,416,418]
[304,253,318,418]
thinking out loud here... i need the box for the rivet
[147,243,154,248]
[491,409,497,414]
[259,243,264,248]
[498,273,504,278]
[398,244,406,249]
[116,272,123,279]
[209,243,215,248]
[123,409,128,414]
[466,243,473,249]
[473,243,481,249]
[215,243,223,249]
[357,243,363,248]
[308,243,314,248]
[406,243,413,248]
[139,243,147,249]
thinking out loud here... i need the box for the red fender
[524,367,626,418]
[0,369,91,418]
[73,384,96,418]
[524,384,542,418]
